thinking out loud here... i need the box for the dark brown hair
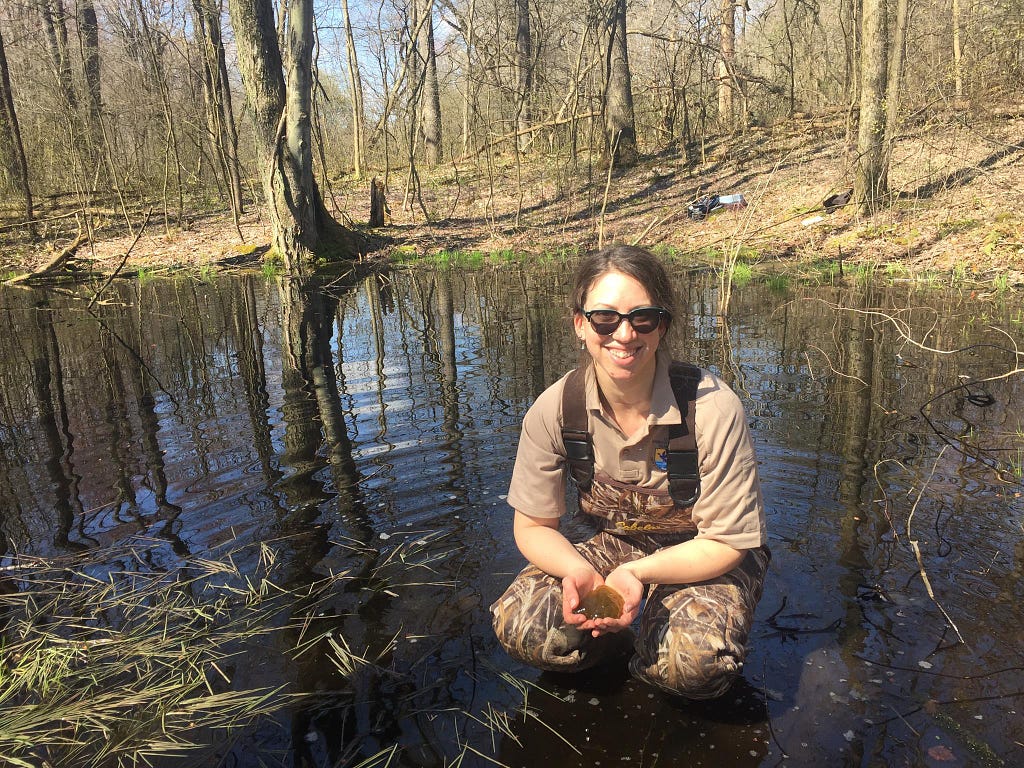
[570,245,677,328]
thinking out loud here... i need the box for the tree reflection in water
[0,269,1021,766]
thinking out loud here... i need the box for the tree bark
[882,0,908,175]
[228,0,350,272]
[603,0,637,168]
[855,0,888,214]
[0,27,34,230]
[417,0,443,166]
[39,0,78,113]
[952,0,963,99]
[78,0,102,149]
[192,0,244,217]
[341,0,366,178]
[718,0,736,130]
[515,0,533,152]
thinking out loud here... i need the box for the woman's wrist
[617,560,646,584]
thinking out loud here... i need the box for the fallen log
[4,222,89,285]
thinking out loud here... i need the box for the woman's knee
[630,631,740,698]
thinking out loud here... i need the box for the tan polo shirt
[507,353,767,550]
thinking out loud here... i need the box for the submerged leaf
[573,586,624,620]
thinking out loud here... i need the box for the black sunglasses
[582,306,670,335]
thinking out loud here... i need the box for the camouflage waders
[490,476,770,699]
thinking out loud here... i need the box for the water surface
[1,267,1022,766]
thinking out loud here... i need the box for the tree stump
[369,177,387,227]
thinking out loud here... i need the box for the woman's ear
[573,313,585,338]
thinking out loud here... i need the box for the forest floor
[2,113,1023,287]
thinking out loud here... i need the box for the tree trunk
[461,0,477,156]
[882,0,908,174]
[39,0,78,114]
[78,0,103,150]
[192,0,244,217]
[855,0,888,214]
[417,0,443,166]
[952,0,963,99]
[341,0,366,178]
[718,0,736,130]
[0,27,34,229]
[603,0,637,168]
[515,0,533,152]
[228,0,348,272]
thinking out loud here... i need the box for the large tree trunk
[78,0,103,150]
[0,27,34,229]
[855,0,888,214]
[417,0,443,166]
[604,0,637,168]
[718,0,736,131]
[228,0,349,272]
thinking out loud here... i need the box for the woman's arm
[612,537,745,586]
[513,511,613,628]
[513,510,592,578]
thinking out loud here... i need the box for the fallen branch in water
[905,445,968,647]
[87,208,152,309]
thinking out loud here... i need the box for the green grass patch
[261,251,284,279]
[884,262,909,280]
[765,273,790,293]
[811,259,841,284]
[730,262,753,287]
[936,218,979,238]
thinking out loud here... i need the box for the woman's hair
[570,245,678,325]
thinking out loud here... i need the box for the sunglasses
[582,306,670,335]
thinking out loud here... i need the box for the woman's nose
[612,317,637,341]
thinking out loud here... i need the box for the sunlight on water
[0,269,1021,767]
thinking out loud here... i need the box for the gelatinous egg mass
[573,585,624,619]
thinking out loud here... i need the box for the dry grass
[0,535,351,767]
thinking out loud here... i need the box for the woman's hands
[562,565,643,637]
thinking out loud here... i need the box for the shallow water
[1,267,1022,766]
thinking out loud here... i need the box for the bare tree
[0,27,34,229]
[515,0,533,151]
[78,0,102,149]
[191,0,244,218]
[855,0,888,213]
[416,0,443,166]
[604,0,637,167]
[718,0,736,130]
[227,0,357,271]
[341,0,366,177]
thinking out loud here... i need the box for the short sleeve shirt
[507,353,767,550]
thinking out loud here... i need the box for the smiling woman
[490,244,770,700]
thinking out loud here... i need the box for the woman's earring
[580,338,586,350]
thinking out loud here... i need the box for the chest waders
[492,361,770,697]
[560,362,702,532]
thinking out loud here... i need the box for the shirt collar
[582,350,682,426]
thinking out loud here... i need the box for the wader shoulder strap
[665,361,702,506]
[560,362,703,506]
[560,367,594,492]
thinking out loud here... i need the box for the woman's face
[573,269,665,387]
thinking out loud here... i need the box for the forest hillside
[3,113,1022,286]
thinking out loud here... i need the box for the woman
[490,244,769,699]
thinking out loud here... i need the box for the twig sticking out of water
[905,445,968,648]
